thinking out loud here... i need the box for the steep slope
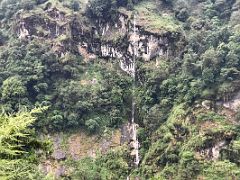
[1,0,240,179]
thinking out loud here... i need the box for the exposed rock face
[67,131,121,160]
[41,131,121,178]
[121,123,136,145]
[18,22,29,39]
[15,8,185,75]
[121,122,140,165]
[72,13,183,74]
[223,91,240,111]
[212,141,226,161]
[199,140,227,161]
[51,135,66,160]
[40,160,66,178]
[15,7,72,58]
[17,16,67,39]
[40,134,67,178]
[202,100,213,110]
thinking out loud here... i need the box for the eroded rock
[199,140,227,161]
[223,91,240,111]
[51,135,66,160]
[16,8,184,76]
[202,100,212,110]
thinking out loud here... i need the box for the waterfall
[127,14,140,180]
[131,15,140,167]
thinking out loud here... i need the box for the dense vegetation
[0,107,50,179]
[1,0,240,179]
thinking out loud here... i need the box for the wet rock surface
[121,122,140,166]
[121,123,132,145]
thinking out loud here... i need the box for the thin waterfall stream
[131,14,140,167]
[121,14,140,179]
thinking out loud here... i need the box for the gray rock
[52,150,66,160]
[55,165,66,178]
[202,100,212,110]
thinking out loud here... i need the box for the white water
[131,15,140,167]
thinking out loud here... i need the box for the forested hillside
[1,0,240,179]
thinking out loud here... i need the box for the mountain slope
[1,0,240,179]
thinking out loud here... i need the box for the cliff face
[2,0,240,179]
[16,8,68,39]
[15,6,185,74]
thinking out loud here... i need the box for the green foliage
[201,161,240,180]
[0,108,47,179]
[68,158,101,180]
[197,112,225,123]
[134,0,181,33]
[0,33,132,132]
[42,62,131,131]
[1,76,27,112]
[66,147,129,179]
[0,109,36,157]
[0,0,37,20]
[87,0,117,20]
[85,118,100,133]
[177,151,201,180]
[1,0,240,179]
[0,159,46,180]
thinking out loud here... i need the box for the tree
[202,68,215,85]
[0,109,38,157]
[202,161,240,179]
[87,0,117,20]
[85,117,100,133]
[1,76,28,111]
[0,108,46,179]
[1,76,26,100]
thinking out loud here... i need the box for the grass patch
[134,0,181,33]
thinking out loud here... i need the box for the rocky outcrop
[40,131,121,178]
[40,160,66,178]
[71,12,184,74]
[202,100,213,110]
[51,135,66,160]
[18,22,29,39]
[16,13,68,39]
[223,91,240,111]
[121,122,140,166]
[15,7,185,75]
[199,140,227,161]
